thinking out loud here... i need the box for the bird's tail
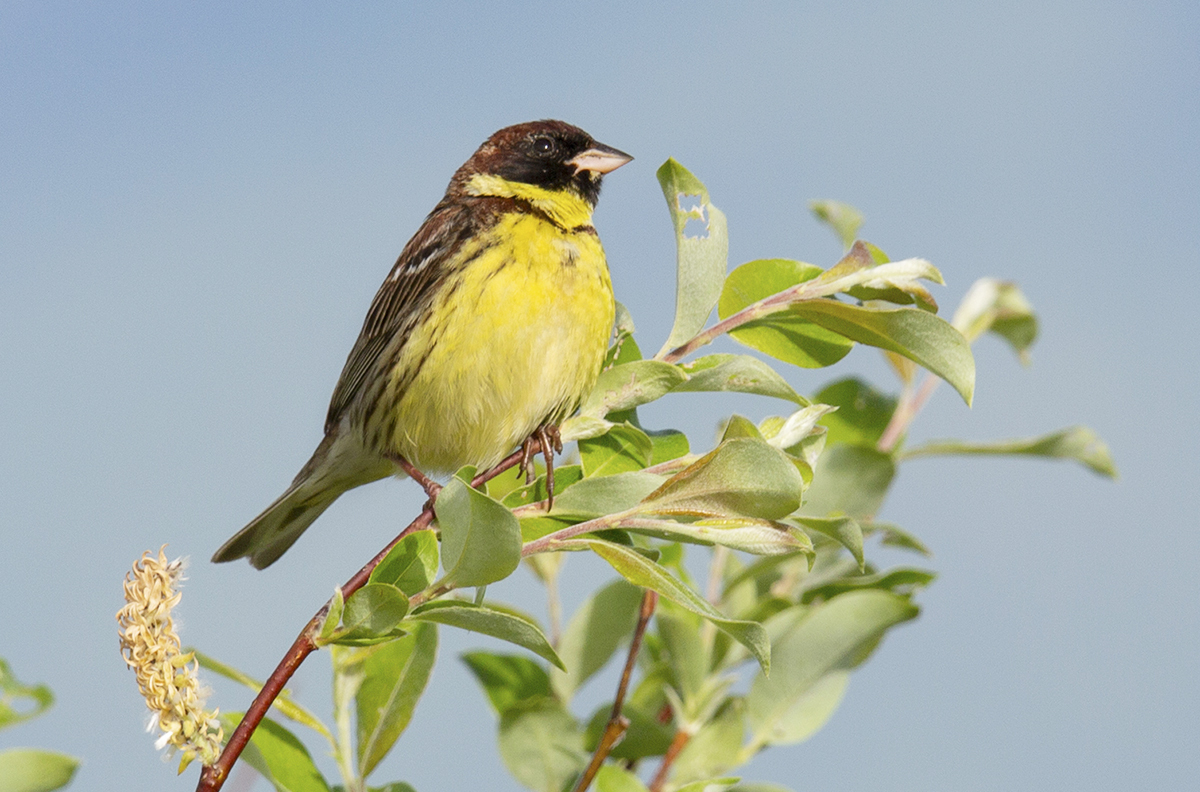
[212,432,392,569]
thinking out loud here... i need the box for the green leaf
[719,259,854,368]
[753,669,849,747]
[674,353,809,405]
[583,701,674,760]
[355,622,437,778]
[951,277,1038,362]
[637,438,803,520]
[655,159,729,358]
[317,588,345,644]
[616,516,813,557]
[364,784,418,792]
[193,650,330,739]
[436,475,522,587]
[801,567,936,603]
[222,714,333,792]
[669,698,745,786]
[720,414,764,442]
[799,444,896,520]
[902,425,1117,478]
[548,471,667,520]
[674,779,740,792]
[409,601,565,670]
[580,360,689,418]
[596,764,651,792]
[810,199,864,249]
[648,426,690,464]
[787,301,975,405]
[579,422,654,476]
[498,698,587,792]
[0,659,53,730]
[657,601,707,703]
[745,592,918,750]
[813,378,898,448]
[792,516,864,571]
[328,583,410,646]
[584,539,770,674]
[369,530,439,596]
[866,521,932,556]
[462,652,551,714]
[552,579,644,701]
[0,749,79,792]
[502,465,584,509]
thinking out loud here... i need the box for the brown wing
[324,199,482,431]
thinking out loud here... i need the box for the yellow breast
[377,210,615,473]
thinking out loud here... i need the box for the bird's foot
[519,425,562,511]
[393,455,442,505]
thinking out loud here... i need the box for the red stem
[196,446,532,791]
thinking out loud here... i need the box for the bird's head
[452,120,632,209]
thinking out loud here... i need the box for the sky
[2,1,1197,790]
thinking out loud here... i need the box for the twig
[648,730,691,792]
[877,373,940,452]
[196,444,536,792]
[572,590,659,792]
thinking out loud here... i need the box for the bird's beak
[569,143,633,175]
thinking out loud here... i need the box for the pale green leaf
[462,652,551,714]
[746,592,918,750]
[355,622,437,777]
[799,444,896,519]
[902,425,1117,478]
[791,516,864,571]
[193,650,329,739]
[585,539,770,673]
[580,360,688,418]
[369,530,439,596]
[0,659,53,730]
[498,698,587,792]
[328,583,409,646]
[437,475,522,587]
[596,764,651,792]
[719,259,853,369]
[810,199,864,249]
[222,714,332,792]
[617,516,813,556]
[669,699,745,786]
[952,277,1038,362]
[674,353,809,405]
[788,300,974,405]
[548,470,667,520]
[409,601,564,670]
[579,422,654,476]
[812,378,898,448]
[637,438,803,520]
[551,579,644,701]
[0,749,79,792]
[655,159,729,357]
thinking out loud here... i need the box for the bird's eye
[531,136,556,157]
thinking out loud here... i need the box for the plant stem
[648,730,691,792]
[196,444,536,792]
[571,590,659,792]
[877,372,940,452]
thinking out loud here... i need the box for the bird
[212,120,632,569]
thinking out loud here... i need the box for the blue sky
[2,2,1197,790]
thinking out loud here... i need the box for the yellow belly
[377,212,614,473]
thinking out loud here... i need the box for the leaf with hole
[655,159,729,358]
